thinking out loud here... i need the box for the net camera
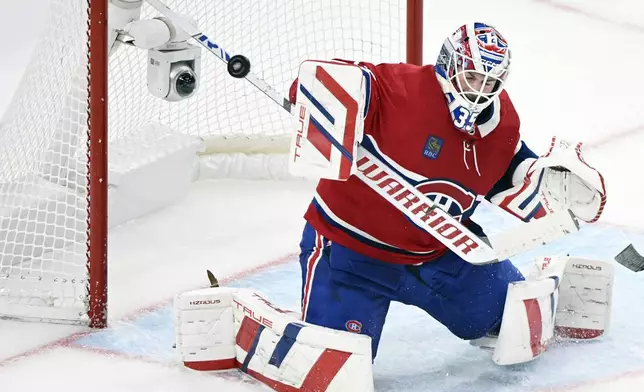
[147,45,202,102]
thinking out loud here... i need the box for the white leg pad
[531,256,614,339]
[472,256,614,365]
[554,258,614,339]
[175,287,374,391]
[491,277,559,365]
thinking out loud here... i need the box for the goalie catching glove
[492,137,607,223]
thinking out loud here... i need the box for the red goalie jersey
[291,61,524,265]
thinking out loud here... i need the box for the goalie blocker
[288,59,367,180]
[175,287,374,391]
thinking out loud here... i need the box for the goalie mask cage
[0,0,423,328]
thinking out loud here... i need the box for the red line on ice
[0,252,298,367]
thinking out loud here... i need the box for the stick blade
[615,244,644,272]
[206,269,219,287]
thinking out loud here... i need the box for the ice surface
[42,206,644,392]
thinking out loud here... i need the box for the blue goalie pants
[298,223,525,358]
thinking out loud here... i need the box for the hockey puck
[227,55,251,79]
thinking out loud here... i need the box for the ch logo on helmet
[415,180,477,220]
[475,27,508,57]
[345,320,362,333]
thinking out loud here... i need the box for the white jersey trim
[477,95,502,138]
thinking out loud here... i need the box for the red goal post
[0,0,423,328]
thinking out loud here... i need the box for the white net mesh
[0,0,411,324]
[0,0,90,323]
[111,0,408,152]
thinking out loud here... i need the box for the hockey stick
[144,0,580,264]
[615,243,644,272]
[146,0,293,113]
[355,146,579,264]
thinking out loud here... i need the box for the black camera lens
[175,71,196,97]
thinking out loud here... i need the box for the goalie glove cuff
[492,137,607,223]
[490,170,548,222]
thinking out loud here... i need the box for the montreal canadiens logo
[475,27,508,56]
[345,320,362,333]
[415,180,476,220]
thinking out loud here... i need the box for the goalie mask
[435,23,511,133]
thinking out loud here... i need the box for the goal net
[0,0,422,326]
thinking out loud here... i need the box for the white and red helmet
[435,23,511,133]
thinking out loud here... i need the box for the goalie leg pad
[531,256,614,339]
[473,256,615,365]
[175,287,374,392]
[174,287,237,370]
[483,277,559,365]
[553,258,614,339]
